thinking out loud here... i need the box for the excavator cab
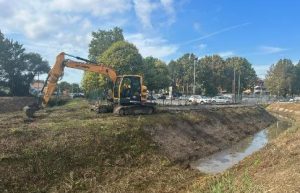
[112,75,154,115]
[113,75,142,105]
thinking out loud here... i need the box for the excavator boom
[24,52,117,117]
[41,52,116,106]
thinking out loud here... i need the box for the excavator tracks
[113,105,155,116]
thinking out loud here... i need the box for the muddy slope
[145,106,276,163]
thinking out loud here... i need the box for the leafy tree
[265,59,296,97]
[168,59,184,92]
[224,57,257,93]
[197,56,219,96]
[295,61,300,94]
[168,53,197,94]
[99,41,143,75]
[71,83,82,93]
[0,31,49,96]
[82,27,124,94]
[58,81,71,92]
[143,57,170,91]
[89,27,124,61]
[81,72,107,94]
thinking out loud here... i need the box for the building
[30,80,45,91]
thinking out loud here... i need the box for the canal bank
[186,103,300,193]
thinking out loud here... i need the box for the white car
[195,96,211,104]
[188,95,201,102]
[211,96,231,104]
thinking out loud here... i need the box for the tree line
[0,30,49,96]
[1,27,299,98]
[265,59,300,97]
[82,27,257,97]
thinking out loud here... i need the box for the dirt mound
[145,106,276,164]
[0,97,36,113]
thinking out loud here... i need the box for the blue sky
[1,0,299,83]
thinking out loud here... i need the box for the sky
[1,0,300,83]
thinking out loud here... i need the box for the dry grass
[0,99,199,193]
[1,99,289,193]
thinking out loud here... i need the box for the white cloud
[197,44,207,50]
[133,0,158,28]
[133,0,176,28]
[258,46,287,54]
[126,33,178,59]
[50,0,131,16]
[218,51,235,57]
[160,0,176,25]
[0,0,178,82]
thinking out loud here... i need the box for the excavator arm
[41,52,116,106]
[24,52,117,117]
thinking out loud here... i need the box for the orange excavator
[24,52,155,117]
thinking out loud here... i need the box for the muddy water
[190,120,291,174]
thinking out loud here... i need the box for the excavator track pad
[113,104,155,116]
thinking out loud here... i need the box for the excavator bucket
[23,102,40,118]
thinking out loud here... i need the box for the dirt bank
[0,97,35,113]
[187,103,300,193]
[0,100,276,193]
[145,106,276,164]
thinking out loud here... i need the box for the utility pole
[233,67,236,103]
[193,57,197,95]
[238,72,241,102]
[37,73,39,90]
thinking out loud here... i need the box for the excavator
[24,52,155,117]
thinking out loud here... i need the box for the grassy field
[0,99,199,193]
[186,103,300,193]
[1,99,295,193]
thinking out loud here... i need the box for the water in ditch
[190,119,291,174]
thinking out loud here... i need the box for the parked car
[188,95,201,102]
[179,95,189,100]
[72,93,85,98]
[196,96,211,104]
[211,96,231,104]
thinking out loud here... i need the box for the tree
[168,53,197,94]
[197,56,219,96]
[265,59,296,97]
[295,61,300,94]
[71,83,82,93]
[224,57,257,93]
[58,81,72,92]
[99,41,143,75]
[0,31,49,96]
[143,57,171,91]
[82,27,124,94]
[89,27,124,61]
[81,72,107,95]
